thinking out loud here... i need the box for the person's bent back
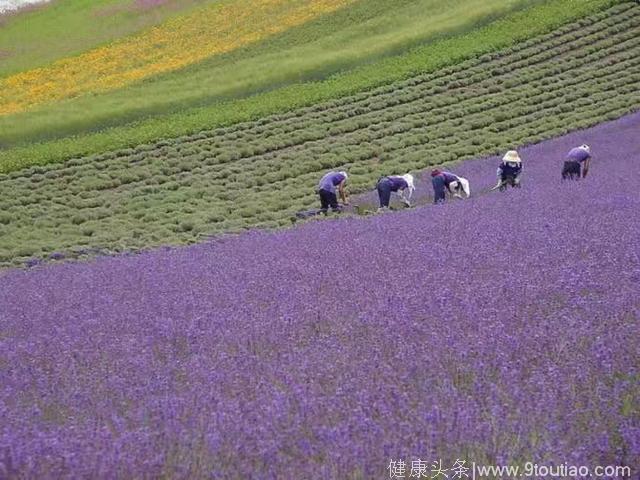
[376,173,415,211]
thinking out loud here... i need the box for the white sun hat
[502,150,522,163]
[458,177,471,197]
[339,171,348,179]
[579,144,591,154]
[401,173,415,193]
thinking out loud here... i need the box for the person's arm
[338,181,349,204]
[582,158,590,178]
[398,188,412,206]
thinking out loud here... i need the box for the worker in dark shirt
[495,150,523,190]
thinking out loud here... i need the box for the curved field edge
[0,0,538,136]
[0,0,623,173]
[1,3,639,269]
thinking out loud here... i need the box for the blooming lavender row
[1,112,639,478]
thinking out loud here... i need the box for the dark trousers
[432,176,446,204]
[562,160,581,180]
[319,189,339,214]
[500,173,519,189]
[377,178,393,208]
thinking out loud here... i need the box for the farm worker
[562,144,591,180]
[376,173,415,211]
[430,169,470,204]
[495,150,523,189]
[317,170,349,213]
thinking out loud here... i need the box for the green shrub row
[0,0,629,173]
[1,4,639,268]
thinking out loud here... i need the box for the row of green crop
[0,0,532,148]
[6,4,633,186]
[4,16,638,194]
[77,7,640,162]
[4,33,637,199]
[2,1,637,184]
[0,6,639,268]
[0,0,629,174]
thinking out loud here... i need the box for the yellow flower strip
[0,0,355,116]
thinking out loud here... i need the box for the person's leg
[562,161,572,180]
[377,179,392,208]
[328,192,340,212]
[433,177,446,204]
[319,190,330,214]
[572,161,581,180]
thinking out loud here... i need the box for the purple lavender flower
[0,112,638,478]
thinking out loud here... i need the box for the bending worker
[376,173,415,211]
[562,144,591,180]
[431,169,470,204]
[317,170,349,213]
[495,150,523,190]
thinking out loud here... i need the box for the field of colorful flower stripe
[0,2,638,268]
[0,0,609,152]
[0,0,356,116]
[1,111,638,478]
[0,0,207,77]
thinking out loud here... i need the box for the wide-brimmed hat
[502,150,521,163]
[401,173,415,192]
[430,169,442,177]
[579,144,590,154]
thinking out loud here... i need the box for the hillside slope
[0,0,543,147]
[1,111,638,477]
[0,2,638,268]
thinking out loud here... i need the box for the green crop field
[1,2,638,268]
[0,0,612,156]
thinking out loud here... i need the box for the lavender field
[1,112,639,478]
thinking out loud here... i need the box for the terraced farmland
[1,1,639,268]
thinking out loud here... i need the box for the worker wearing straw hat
[431,169,470,203]
[562,144,591,180]
[317,170,349,214]
[376,173,415,212]
[494,150,523,190]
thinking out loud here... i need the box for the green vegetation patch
[0,0,625,170]
[0,3,638,268]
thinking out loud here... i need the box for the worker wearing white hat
[376,173,415,211]
[495,150,523,190]
[431,169,470,203]
[562,145,591,180]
